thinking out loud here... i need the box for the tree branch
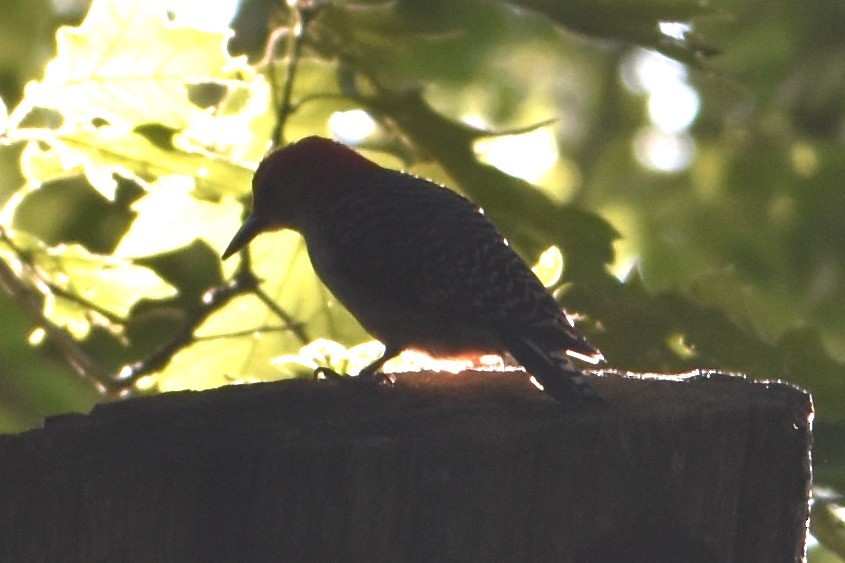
[0,231,118,394]
[269,2,324,148]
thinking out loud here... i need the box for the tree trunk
[0,370,812,562]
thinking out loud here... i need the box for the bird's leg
[312,344,402,386]
[357,344,402,386]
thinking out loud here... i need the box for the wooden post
[0,370,812,562]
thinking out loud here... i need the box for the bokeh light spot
[648,82,700,133]
[634,128,696,173]
[329,110,378,144]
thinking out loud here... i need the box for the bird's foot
[312,366,395,387]
[358,368,396,387]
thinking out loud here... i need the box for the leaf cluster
[1,0,844,556]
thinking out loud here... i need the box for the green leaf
[567,273,845,420]
[20,131,255,202]
[272,339,386,379]
[35,242,177,316]
[7,0,267,202]
[114,175,244,258]
[0,231,177,339]
[509,0,717,62]
[18,136,124,201]
[313,0,715,93]
[41,292,91,339]
[19,0,256,130]
[810,498,845,560]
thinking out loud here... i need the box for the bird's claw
[360,370,396,387]
[313,366,395,387]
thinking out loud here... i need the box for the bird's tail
[504,336,607,407]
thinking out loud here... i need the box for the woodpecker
[222,136,606,406]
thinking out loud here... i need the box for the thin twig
[193,325,293,341]
[232,251,311,345]
[0,231,119,394]
[0,228,126,327]
[253,284,311,344]
[232,2,316,346]
[0,227,306,395]
[113,267,292,389]
[270,2,319,148]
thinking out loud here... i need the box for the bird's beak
[221,213,262,260]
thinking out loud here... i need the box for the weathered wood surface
[0,370,812,562]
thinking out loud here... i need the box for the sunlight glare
[384,350,511,374]
[659,22,691,41]
[473,128,559,184]
[567,349,604,365]
[329,110,379,144]
[385,351,475,374]
[621,49,688,95]
[478,355,505,369]
[28,328,46,346]
[135,375,157,391]
[166,0,240,30]
[610,255,639,281]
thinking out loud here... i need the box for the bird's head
[221,136,380,260]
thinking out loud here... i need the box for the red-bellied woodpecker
[222,136,606,406]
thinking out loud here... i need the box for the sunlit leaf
[33,242,177,324]
[20,0,255,130]
[17,129,256,204]
[156,335,282,392]
[115,176,244,258]
[19,139,92,187]
[7,0,265,204]
[276,338,385,376]
[246,231,368,346]
[531,245,564,288]
[42,292,91,339]
[19,134,124,201]
[343,340,388,374]
[175,77,274,164]
[0,235,176,340]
